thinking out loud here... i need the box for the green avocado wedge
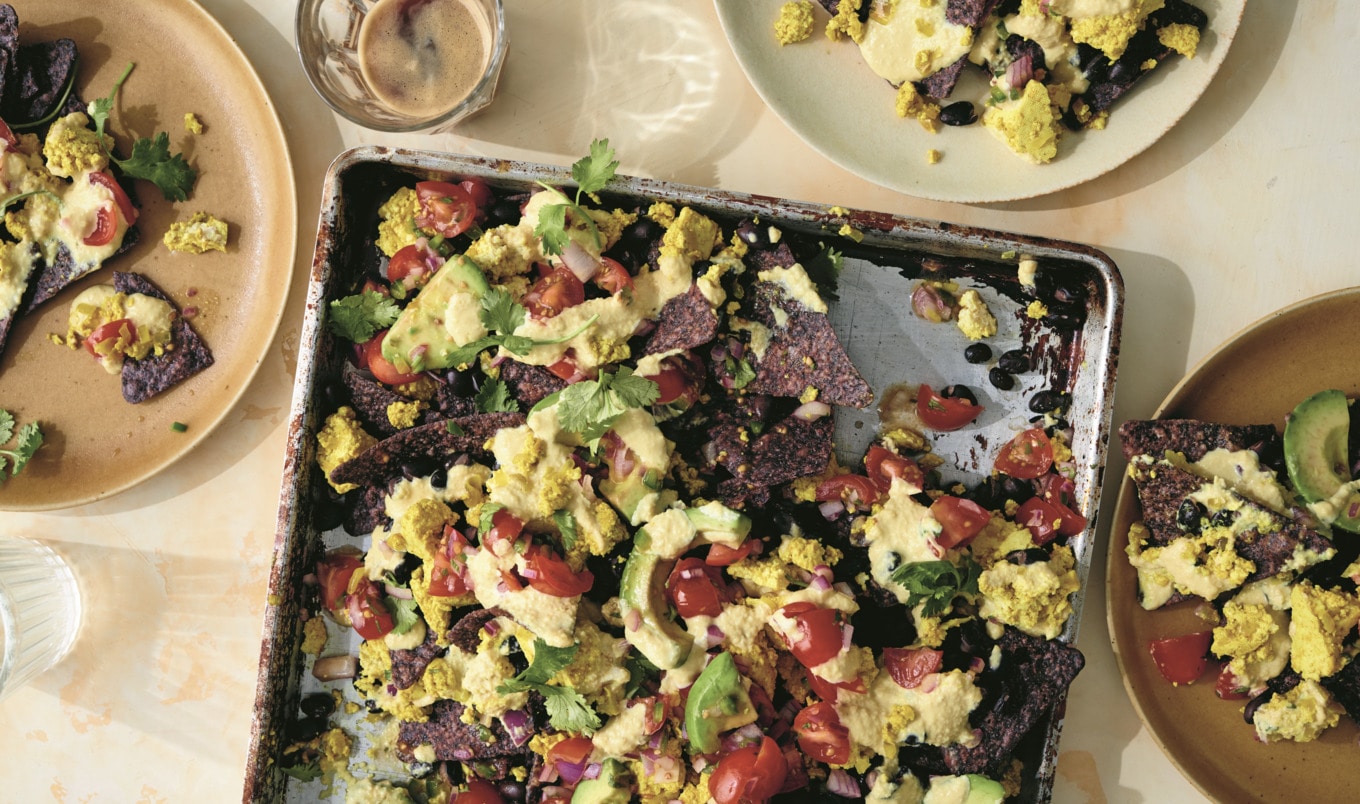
[381,254,490,373]
[1284,389,1360,532]
[683,651,757,755]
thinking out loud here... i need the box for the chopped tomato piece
[792,701,851,765]
[780,602,845,669]
[814,474,880,509]
[709,736,787,804]
[1149,631,1213,685]
[83,318,135,358]
[316,550,363,612]
[523,266,585,319]
[452,778,505,804]
[89,170,138,225]
[882,647,944,690]
[387,242,440,288]
[523,545,593,597]
[641,354,702,407]
[415,180,478,238]
[458,177,494,210]
[346,576,394,640]
[930,496,991,549]
[428,527,472,597]
[916,384,983,431]
[0,118,15,150]
[544,735,594,767]
[480,509,525,553]
[666,558,727,618]
[994,428,1054,479]
[593,256,634,295]
[1015,496,1070,545]
[82,205,118,246]
[1215,665,1249,700]
[865,445,924,494]
[706,541,757,567]
[362,331,423,386]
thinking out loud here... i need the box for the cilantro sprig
[327,290,401,343]
[533,139,620,256]
[0,409,42,484]
[889,558,982,617]
[546,367,658,448]
[497,639,601,733]
[446,287,598,367]
[90,62,198,201]
[474,378,518,414]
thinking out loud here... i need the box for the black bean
[320,377,349,409]
[444,368,479,397]
[310,482,345,531]
[1028,390,1068,414]
[884,551,901,572]
[939,101,978,126]
[400,460,435,480]
[498,781,526,801]
[1210,509,1237,528]
[998,349,1031,374]
[1176,500,1207,533]
[735,219,771,248]
[988,367,1014,390]
[287,715,327,743]
[964,343,992,364]
[485,197,522,228]
[299,693,336,720]
[940,384,978,405]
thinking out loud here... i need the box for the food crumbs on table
[163,211,229,253]
[1018,258,1038,287]
[184,112,205,134]
[956,289,997,340]
[895,82,942,133]
[773,1,815,45]
[1026,300,1048,319]
[927,148,943,164]
[171,421,188,432]
[837,223,864,242]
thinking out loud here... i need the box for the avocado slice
[683,652,757,755]
[685,501,752,546]
[923,775,1006,804]
[619,546,692,670]
[1284,389,1360,531]
[381,255,490,372]
[571,758,633,804]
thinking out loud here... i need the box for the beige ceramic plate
[0,0,296,510]
[1108,287,1360,802]
[715,0,1246,203]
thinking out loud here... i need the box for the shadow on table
[993,0,1298,213]
[455,0,761,189]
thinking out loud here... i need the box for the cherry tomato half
[83,318,135,358]
[480,509,525,553]
[814,474,880,509]
[428,527,472,598]
[706,541,757,567]
[709,736,788,804]
[363,331,423,386]
[882,647,944,690]
[865,445,924,494]
[458,177,494,210]
[415,180,478,238]
[1215,665,1249,700]
[82,205,118,247]
[546,353,592,383]
[1015,497,1068,546]
[0,118,16,150]
[387,242,440,289]
[523,266,585,319]
[452,778,505,804]
[930,496,991,549]
[642,354,702,407]
[780,602,844,669]
[1148,631,1213,685]
[593,256,634,295]
[792,701,851,765]
[1034,472,1088,537]
[544,735,594,768]
[993,427,1055,480]
[666,557,726,619]
[523,545,593,598]
[807,673,866,704]
[316,550,363,612]
[89,170,138,226]
[346,576,394,640]
[916,384,983,431]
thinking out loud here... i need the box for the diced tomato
[316,550,363,612]
[415,180,478,238]
[362,331,423,386]
[864,445,924,494]
[346,576,394,640]
[428,527,472,597]
[706,541,757,567]
[709,736,787,804]
[0,118,15,150]
[387,242,440,289]
[638,695,670,734]
[593,256,634,295]
[792,701,851,765]
[1148,631,1213,685]
[806,674,866,704]
[642,354,702,407]
[83,318,135,358]
[916,384,983,431]
[89,170,138,225]
[1034,472,1088,536]
[545,735,594,768]
[930,496,991,549]
[994,428,1054,479]
[814,474,880,509]
[1215,665,1249,700]
[480,509,525,553]
[452,778,505,804]
[82,205,118,246]
[458,177,494,210]
[882,647,944,690]
[546,353,591,383]
[523,266,586,318]
[1015,496,1069,545]
[780,602,845,669]
[666,558,727,618]
[523,545,593,598]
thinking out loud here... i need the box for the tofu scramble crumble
[288,143,1090,804]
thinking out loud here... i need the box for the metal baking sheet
[244,145,1123,802]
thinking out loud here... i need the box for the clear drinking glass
[0,535,82,701]
[295,0,507,133]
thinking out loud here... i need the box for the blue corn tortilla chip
[4,38,78,123]
[328,412,524,488]
[498,359,566,409]
[748,308,873,408]
[23,226,141,314]
[396,699,529,764]
[643,283,719,355]
[0,4,17,103]
[113,271,214,404]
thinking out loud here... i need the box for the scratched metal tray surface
[244,146,1123,802]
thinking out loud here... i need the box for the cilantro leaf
[889,558,981,617]
[623,650,660,699]
[553,509,578,551]
[327,290,401,343]
[555,368,658,449]
[803,244,844,302]
[539,685,602,733]
[513,640,579,686]
[571,138,620,199]
[496,640,601,733]
[384,596,421,635]
[480,288,527,335]
[280,762,323,783]
[0,413,42,483]
[729,357,756,390]
[532,202,571,257]
[609,367,661,409]
[446,288,597,364]
[475,379,519,414]
[89,62,198,201]
[478,503,505,536]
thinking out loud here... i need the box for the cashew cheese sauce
[357,0,492,119]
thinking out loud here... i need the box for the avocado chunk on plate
[1284,389,1360,532]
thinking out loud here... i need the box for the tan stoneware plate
[0,0,296,510]
[1108,286,1360,802]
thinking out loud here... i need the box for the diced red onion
[911,283,954,322]
[832,582,853,598]
[702,441,721,466]
[537,761,559,783]
[311,654,358,681]
[385,583,413,600]
[691,755,710,774]
[721,723,764,752]
[729,339,745,359]
[706,624,726,644]
[540,786,571,800]
[819,500,845,520]
[561,240,600,282]
[502,709,533,746]
[969,657,986,674]
[809,573,832,592]
[841,624,855,651]
[625,609,642,632]
[1005,53,1034,90]
[482,619,500,638]
[557,758,589,786]
[792,400,832,421]
[711,343,728,362]
[864,770,880,791]
[582,762,602,781]
[827,769,861,798]
[919,673,940,694]
[632,318,657,337]
[375,539,396,558]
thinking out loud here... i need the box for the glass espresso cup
[0,535,82,701]
[295,0,507,133]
